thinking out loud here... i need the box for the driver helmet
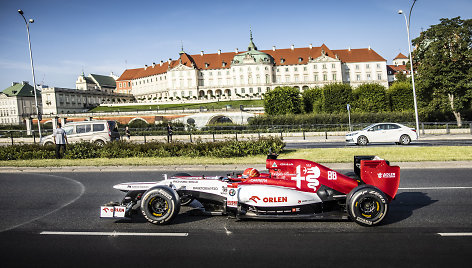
[242,168,260,178]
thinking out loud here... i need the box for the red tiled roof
[119,45,386,80]
[394,53,408,60]
[387,64,410,74]
[117,68,141,81]
[261,44,336,65]
[332,48,386,63]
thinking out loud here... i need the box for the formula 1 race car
[100,154,400,226]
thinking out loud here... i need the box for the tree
[353,83,388,112]
[263,86,302,115]
[301,87,322,113]
[394,71,409,83]
[412,17,472,126]
[388,82,414,112]
[321,83,353,113]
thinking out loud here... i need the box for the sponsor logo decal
[192,186,218,191]
[249,196,261,203]
[227,201,238,206]
[263,197,287,203]
[229,189,236,196]
[377,173,396,179]
[248,179,268,183]
[292,165,320,191]
[272,162,278,168]
[279,163,294,166]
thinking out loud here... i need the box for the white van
[41,120,120,146]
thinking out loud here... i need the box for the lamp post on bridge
[18,9,42,139]
[398,0,420,138]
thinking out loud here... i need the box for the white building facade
[117,36,389,102]
[0,82,41,125]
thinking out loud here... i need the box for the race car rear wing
[354,155,400,201]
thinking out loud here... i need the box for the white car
[346,123,417,146]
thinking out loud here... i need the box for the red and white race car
[101,154,400,226]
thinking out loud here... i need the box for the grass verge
[0,146,471,167]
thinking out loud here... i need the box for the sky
[0,0,471,90]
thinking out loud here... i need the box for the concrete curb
[1,160,471,173]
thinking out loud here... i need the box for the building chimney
[160,61,163,66]
[218,49,221,55]
[348,46,351,51]
[152,62,156,67]
[272,46,276,51]
[309,43,313,49]
[291,44,294,50]
[168,58,172,64]
[368,46,371,50]
[144,65,148,70]
[235,48,239,53]
[200,51,204,56]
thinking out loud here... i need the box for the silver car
[346,123,417,146]
[41,120,120,146]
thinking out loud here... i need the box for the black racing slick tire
[357,135,369,146]
[347,185,388,227]
[399,134,411,145]
[172,173,194,206]
[141,186,180,225]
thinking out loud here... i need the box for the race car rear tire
[141,186,180,225]
[347,185,388,227]
[172,173,194,206]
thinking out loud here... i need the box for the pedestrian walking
[53,123,68,159]
[167,123,173,143]
[125,126,131,141]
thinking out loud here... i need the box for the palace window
[322,64,327,69]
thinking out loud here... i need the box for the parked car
[41,120,120,146]
[346,123,417,146]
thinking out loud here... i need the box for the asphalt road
[1,168,471,267]
[285,138,472,149]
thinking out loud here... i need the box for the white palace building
[116,33,389,102]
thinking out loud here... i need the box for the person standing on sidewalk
[167,123,173,143]
[125,126,131,141]
[53,123,68,159]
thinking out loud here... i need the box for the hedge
[249,112,416,126]
[0,137,285,161]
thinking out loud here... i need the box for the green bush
[321,83,353,113]
[301,87,322,113]
[388,82,414,112]
[353,83,389,112]
[0,138,285,161]
[263,86,302,115]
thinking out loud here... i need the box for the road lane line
[399,186,472,190]
[40,231,188,237]
[438,233,472,237]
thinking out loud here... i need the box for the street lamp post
[398,0,420,139]
[18,9,42,139]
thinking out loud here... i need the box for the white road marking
[438,233,472,237]
[399,186,472,190]
[40,231,188,237]
[0,174,86,233]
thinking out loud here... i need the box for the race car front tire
[141,186,180,225]
[347,185,388,226]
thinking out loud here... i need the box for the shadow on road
[382,192,438,225]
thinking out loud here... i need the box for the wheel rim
[358,136,367,145]
[356,196,380,219]
[148,196,169,217]
[401,135,410,144]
